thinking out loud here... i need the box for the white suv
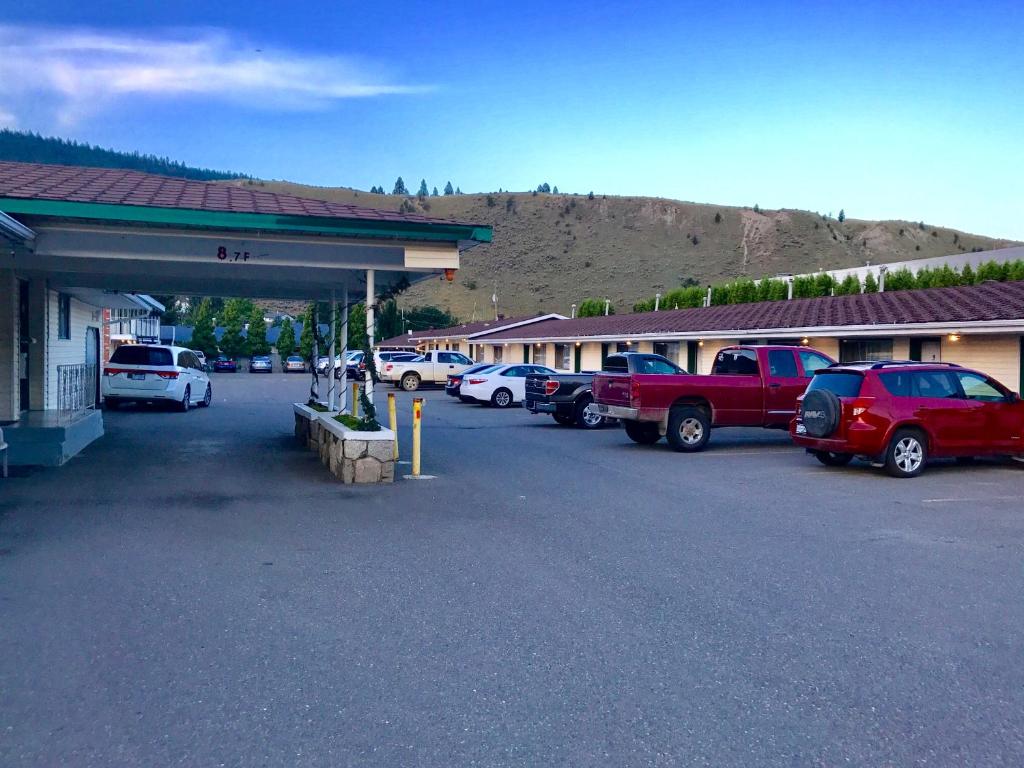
[103,344,211,411]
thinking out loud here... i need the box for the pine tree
[246,304,270,356]
[190,298,219,356]
[837,209,846,223]
[299,303,317,361]
[417,179,428,198]
[219,298,252,357]
[392,177,408,195]
[444,181,454,195]
[552,186,559,194]
[863,272,879,293]
[960,263,976,285]
[455,186,462,194]
[432,186,439,196]
[276,318,296,358]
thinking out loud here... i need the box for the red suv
[791,361,1024,477]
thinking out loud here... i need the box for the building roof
[0,161,486,228]
[474,280,1024,341]
[376,313,568,347]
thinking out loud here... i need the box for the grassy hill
[237,179,1019,319]
[0,130,247,181]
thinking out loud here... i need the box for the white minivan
[103,344,211,411]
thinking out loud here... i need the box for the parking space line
[921,496,1022,504]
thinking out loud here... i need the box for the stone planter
[316,414,396,484]
[293,403,336,454]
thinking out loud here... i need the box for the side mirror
[1010,392,1020,403]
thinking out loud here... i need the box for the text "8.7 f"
[217,247,251,262]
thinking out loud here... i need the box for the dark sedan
[213,355,237,372]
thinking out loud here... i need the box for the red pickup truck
[593,345,836,451]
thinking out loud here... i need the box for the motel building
[382,255,1024,395]
[0,160,491,468]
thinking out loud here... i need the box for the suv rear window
[110,346,173,366]
[806,371,863,397]
[879,371,911,397]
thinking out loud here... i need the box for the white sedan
[459,363,557,408]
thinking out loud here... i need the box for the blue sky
[2,1,1022,238]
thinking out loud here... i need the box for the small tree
[577,298,610,317]
[455,186,462,194]
[486,194,496,207]
[247,304,270,356]
[392,177,408,195]
[714,212,723,224]
[863,271,879,293]
[976,260,1008,282]
[432,186,439,196]
[417,179,428,198]
[835,274,861,295]
[587,191,595,200]
[552,186,559,194]
[753,203,760,214]
[299,303,317,361]
[444,181,454,195]
[885,267,917,291]
[219,298,252,357]
[190,298,219,356]
[276,317,296,358]
[959,263,976,285]
[837,209,846,223]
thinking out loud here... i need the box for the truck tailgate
[593,373,631,406]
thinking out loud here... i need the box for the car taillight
[157,371,179,379]
[467,378,487,385]
[103,367,121,376]
[544,381,559,396]
[359,361,366,369]
[385,364,393,372]
[847,396,875,418]
[630,379,641,406]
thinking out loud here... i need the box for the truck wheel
[401,373,421,392]
[666,406,710,452]
[814,450,853,467]
[574,396,605,429]
[624,420,661,445]
[553,413,575,426]
[884,429,927,478]
[491,388,513,408]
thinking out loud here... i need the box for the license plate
[128,373,145,380]
[795,423,807,435]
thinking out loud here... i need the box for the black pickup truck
[525,352,683,429]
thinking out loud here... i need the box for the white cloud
[0,106,16,128]
[0,25,431,126]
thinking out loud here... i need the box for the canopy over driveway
[0,161,491,302]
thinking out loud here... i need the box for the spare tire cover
[801,389,841,438]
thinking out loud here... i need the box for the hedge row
[632,259,1024,312]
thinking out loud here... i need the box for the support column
[309,302,319,404]
[339,289,349,413]
[328,290,337,411]
[28,277,46,411]
[365,269,375,407]
[0,270,18,422]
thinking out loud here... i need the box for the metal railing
[57,363,97,419]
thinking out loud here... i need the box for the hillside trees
[444,181,454,195]
[247,304,270,356]
[276,318,296,357]
[577,298,611,317]
[219,298,253,357]
[190,299,219,356]
[392,177,408,195]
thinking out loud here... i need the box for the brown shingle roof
[0,161,482,227]
[376,314,565,347]
[474,281,1024,341]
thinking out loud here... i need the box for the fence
[56,363,97,419]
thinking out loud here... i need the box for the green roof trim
[0,198,492,244]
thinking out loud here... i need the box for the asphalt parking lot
[3,373,1024,766]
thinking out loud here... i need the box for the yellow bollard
[352,382,360,419]
[388,392,398,460]
[412,397,423,476]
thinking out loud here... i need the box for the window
[879,371,912,397]
[454,353,473,365]
[57,293,71,340]
[712,349,759,375]
[652,342,680,364]
[603,355,629,373]
[616,342,629,353]
[533,345,547,366]
[912,371,958,399]
[437,352,457,363]
[450,343,460,352]
[554,343,571,370]
[177,351,192,367]
[956,372,1006,402]
[767,350,799,378]
[806,372,864,398]
[839,339,893,363]
[110,346,173,366]
[493,346,503,363]
[501,366,524,377]
[639,357,681,374]
[798,350,833,377]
